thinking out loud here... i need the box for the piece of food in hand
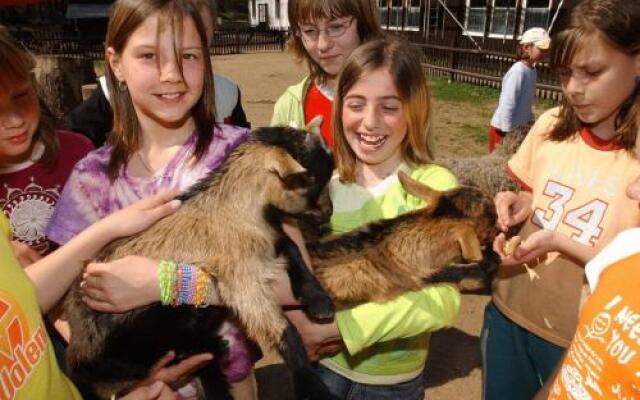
[503,236,539,281]
[503,236,522,255]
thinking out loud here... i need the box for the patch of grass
[429,79,500,104]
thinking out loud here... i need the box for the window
[522,0,550,31]
[465,0,486,35]
[426,1,443,35]
[251,0,256,19]
[389,0,402,30]
[258,3,268,24]
[378,0,388,26]
[490,0,517,37]
[275,0,280,19]
[406,0,421,30]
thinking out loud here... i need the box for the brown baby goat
[64,127,335,400]
[309,172,501,307]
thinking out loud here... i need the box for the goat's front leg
[424,247,500,293]
[278,235,334,320]
[222,275,335,400]
[280,323,337,400]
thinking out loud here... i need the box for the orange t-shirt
[549,229,640,399]
[304,83,334,149]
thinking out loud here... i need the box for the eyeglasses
[297,18,354,42]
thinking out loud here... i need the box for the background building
[248,0,288,30]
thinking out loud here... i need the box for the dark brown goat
[64,127,335,400]
[309,172,501,307]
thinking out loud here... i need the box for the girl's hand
[494,191,532,232]
[10,241,42,267]
[93,190,181,242]
[127,350,213,397]
[284,309,343,361]
[81,256,161,313]
[120,381,175,400]
[494,230,557,267]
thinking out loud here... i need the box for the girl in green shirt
[287,36,461,399]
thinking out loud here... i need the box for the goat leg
[278,235,335,320]
[422,264,489,292]
[424,247,501,292]
[198,363,233,400]
[279,323,337,400]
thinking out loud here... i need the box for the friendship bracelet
[157,261,216,307]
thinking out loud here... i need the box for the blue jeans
[315,364,424,400]
[481,301,564,400]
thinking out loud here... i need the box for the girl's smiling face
[0,79,40,165]
[108,12,205,131]
[342,68,408,176]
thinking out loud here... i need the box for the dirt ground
[212,51,499,400]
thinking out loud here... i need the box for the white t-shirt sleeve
[585,228,640,292]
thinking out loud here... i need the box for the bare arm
[25,191,181,313]
[494,229,598,267]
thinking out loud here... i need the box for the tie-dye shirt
[46,124,254,383]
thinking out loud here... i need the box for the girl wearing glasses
[270,0,382,148]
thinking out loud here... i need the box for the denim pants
[480,301,564,400]
[315,364,425,400]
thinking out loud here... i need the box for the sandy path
[212,51,490,400]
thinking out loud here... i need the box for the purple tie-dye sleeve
[46,150,111,245]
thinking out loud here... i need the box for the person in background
[270,0,382,148]
[65,0,249,148]
[488,27,549,152]
[485,0,640,398]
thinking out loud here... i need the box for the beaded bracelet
[158,260,215,307]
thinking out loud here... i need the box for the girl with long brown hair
[486,0,640,398]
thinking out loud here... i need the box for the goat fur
[309,172,502,307]
[438,125,529,199]
[64,126,336,400]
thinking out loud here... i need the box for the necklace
[136,152,156,175]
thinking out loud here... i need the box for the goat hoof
[304,294,335,320]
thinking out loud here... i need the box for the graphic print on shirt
[0,179,60,254]
[0,290,47,400]
[552,294,640,400]
[531,180,608,247]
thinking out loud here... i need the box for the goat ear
[305,115,323,136]
[398,171,441,213]
[453,225,484,262]
[268,152,308,189]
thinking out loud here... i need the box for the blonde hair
[333,36,434,183]
[549,0,640,150]
[0,26,59,167]
[105,0,215,179]
[287,0,383,84]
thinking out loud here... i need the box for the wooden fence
[416,42,563,102]
[13,27,287,59]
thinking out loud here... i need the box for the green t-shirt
[319,163,462,384]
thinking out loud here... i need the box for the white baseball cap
[520,27,550,50]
